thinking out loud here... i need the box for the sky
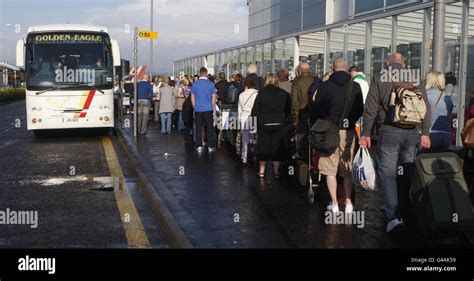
[0,0,249,75]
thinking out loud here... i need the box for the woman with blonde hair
[251,74,291,179]
[276,68,292,94]
[424,71,453,152]
[153,76,163,123]
[175,78,191,131]
[238,79,259,166]
[322,71,333,82]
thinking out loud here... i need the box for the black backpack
[226,84,239,104]
[310,82,353,153]
[216,81,229,103]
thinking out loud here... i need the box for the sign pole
[150,0,153,76]
[133,27,138,137]
[133,28,157,137]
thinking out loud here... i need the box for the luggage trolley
[291,121,323,204]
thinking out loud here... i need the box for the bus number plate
[62,118,79,123]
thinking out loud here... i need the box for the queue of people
[134,53,469,236]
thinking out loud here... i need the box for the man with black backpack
[227,75,241,105]
[215,72,229,105]
[359,52,431,235]
[312,57,364,215]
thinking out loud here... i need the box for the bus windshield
[25,32,114,91]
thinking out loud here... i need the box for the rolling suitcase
[411,152,473,235]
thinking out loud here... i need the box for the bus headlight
[32,107,37,111]
[32,118,37,124]
[38,107,42,112]
[104,116,110,122]
[38,119,42,123]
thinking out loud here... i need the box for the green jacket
[291,72,314,123]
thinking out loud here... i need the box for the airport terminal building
[173,0,474,140]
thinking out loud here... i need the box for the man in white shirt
[349,66,369,104]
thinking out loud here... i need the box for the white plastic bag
[352,147,376,190]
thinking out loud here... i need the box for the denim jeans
[177,110,185,131]
[160,112,172,134]
[241,129,250,162]
[154,101,160,122]
[376,125,420,221]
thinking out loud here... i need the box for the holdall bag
[310,82,353,153]
[461,117,474,148]
[310,118,340,153]
[411,152,473,234]
[386,83,427,129]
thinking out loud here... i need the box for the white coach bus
[16,24,121,135]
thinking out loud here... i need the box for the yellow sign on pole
[137,30,158,39]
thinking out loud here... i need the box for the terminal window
[355,0,420,14]
[354,0,384,14]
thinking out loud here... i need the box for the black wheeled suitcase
[411,152,474,235]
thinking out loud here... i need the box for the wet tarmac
[119,116,433,248]
[1,99,470,248]
[0,101,168,248]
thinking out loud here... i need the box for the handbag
[310,82,353,153]
[462,118,474,148]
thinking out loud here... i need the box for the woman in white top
[153,76,162,123]
[238,79,259,166]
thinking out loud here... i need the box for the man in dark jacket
[313,57,364,215]
[239,63,264,93]
[308,77,322,125]
[291,62,315,159]
[359,52,431,234]
[230,73,242,88]
[215,72,229,105]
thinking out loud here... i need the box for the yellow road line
[102,137,150,248]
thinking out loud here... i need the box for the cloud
[85,0,249,74]
[0,0,249,75]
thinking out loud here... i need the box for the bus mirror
[16,39,24,67]
[111,39,121,67]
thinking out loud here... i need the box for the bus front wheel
[33,130,44,138]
